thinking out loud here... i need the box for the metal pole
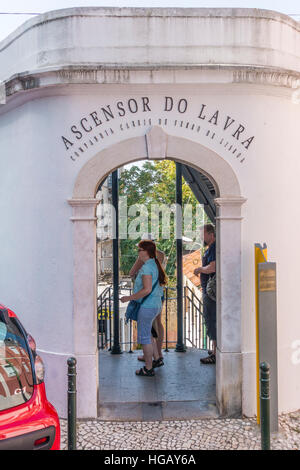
[192,291,195,347]
[188,293,191,343]
[183,285,187,349]
[175,162,185,352]
[97,307,100,349]
[104,297,108,349]
[260,361,271,450]
[111,170,122,354]
[108,287,112,351]
[164,287,169,352]
[129,288,133,353]
[67,357,77,451]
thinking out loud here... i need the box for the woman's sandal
[135,366,155,377]
[152,357,164,368]
[200,354,216,364]
[138,355,164,364]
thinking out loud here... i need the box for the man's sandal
[200,354,216,364]
[135,366,155,377]
[152,357,164,368]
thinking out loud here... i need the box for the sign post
[255,243,267,425]
[255,244,278,432]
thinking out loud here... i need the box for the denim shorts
[137,306,161,345]
[202,293,216,341]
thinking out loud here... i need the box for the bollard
[260,361,271,450]
[67,357,77,450]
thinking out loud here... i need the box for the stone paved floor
[59,410,300,450]
[59,349,300,450]
[98,349,217,421]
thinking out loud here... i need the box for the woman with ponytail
[120,239,168,376]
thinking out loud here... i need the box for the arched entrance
[68,127,246,418]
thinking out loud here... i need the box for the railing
[97,283,212,352]
[184,285,213,350]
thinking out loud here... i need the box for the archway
[68,127,246,418]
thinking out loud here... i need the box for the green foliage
[118,160,208,281]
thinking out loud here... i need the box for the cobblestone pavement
[59,409,300,450]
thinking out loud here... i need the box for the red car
[0,304,60,450]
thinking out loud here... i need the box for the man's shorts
[202,293,216,342]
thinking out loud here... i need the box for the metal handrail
[184,285,211,350]
[97,282,211,352]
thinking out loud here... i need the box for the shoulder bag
[125,278,160,324]
[206,274,216,302]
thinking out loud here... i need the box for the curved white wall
[1,7,300,418]
[0,7,300,82]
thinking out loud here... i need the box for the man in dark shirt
[194,224,216,364]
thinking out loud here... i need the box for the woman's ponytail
[154,256,168,286]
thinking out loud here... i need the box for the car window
[0,311,34,412]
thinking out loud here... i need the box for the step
[98,400,219,422]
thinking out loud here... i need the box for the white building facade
[0,7,300,418]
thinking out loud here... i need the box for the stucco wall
[1,7,300,418]
[1,7,300,82]
[1,83,300,416]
